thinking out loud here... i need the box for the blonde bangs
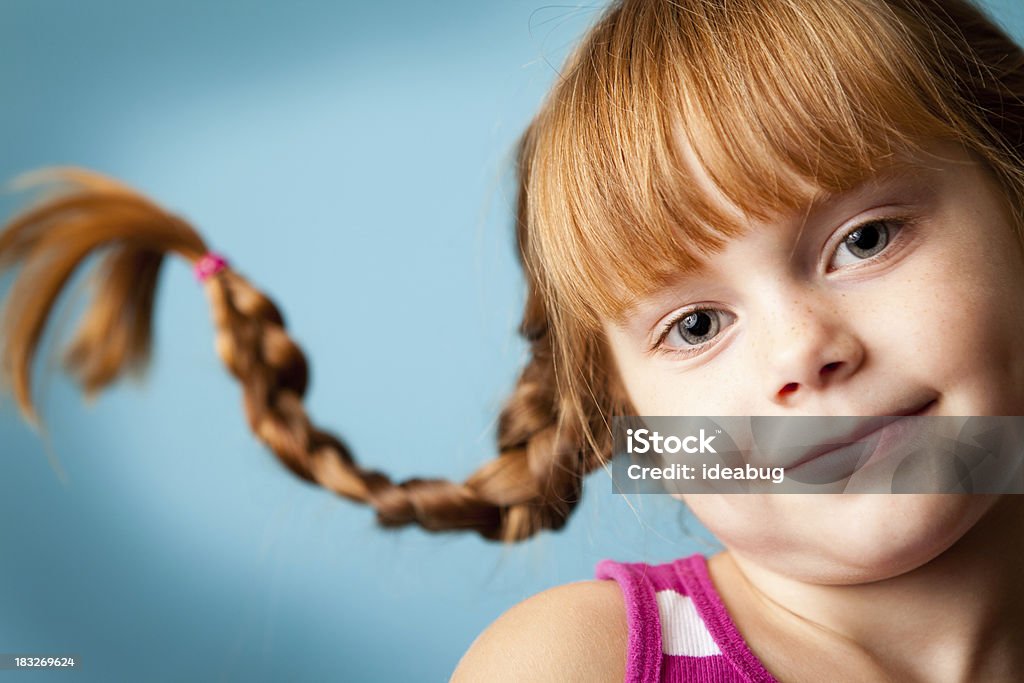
[524,0,972,329]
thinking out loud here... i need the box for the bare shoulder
[450,579,628,682]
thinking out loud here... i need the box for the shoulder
[450,579,628,682]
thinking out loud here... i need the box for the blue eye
[659,308,734,354]
[830,219,898,268]
[677,310,719,344]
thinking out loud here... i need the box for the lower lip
[786,401,937,486]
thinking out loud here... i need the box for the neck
[716,496,1024,682]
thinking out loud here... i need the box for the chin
[696,494,999,585]
[799,495,997,584]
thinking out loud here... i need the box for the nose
[760,295,865,406]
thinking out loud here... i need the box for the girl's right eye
[656,308,735,356]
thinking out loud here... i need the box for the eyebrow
[803,159,938,216]
[616,266,712,326]
[784,160,940,262]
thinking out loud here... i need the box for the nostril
[780,382,799,395]
[821,361,842,376]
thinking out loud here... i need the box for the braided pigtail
[489,289,608,542]
[0,169,207,424]
[0,165,610,542]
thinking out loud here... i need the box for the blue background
[0,1,1021,681]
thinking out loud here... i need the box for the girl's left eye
[828,219,902,269]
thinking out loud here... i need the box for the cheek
[679,494,769,550]
[611,344,755,416]
[852,222,1024,401]
[605,316,757,416]
[618,366,753,416]
[949,237,1024,376]
[680,494,809,565]
[611,353,684,415]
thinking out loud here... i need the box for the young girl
[3,0,1024,680]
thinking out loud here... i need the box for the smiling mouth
[782,399,938,482]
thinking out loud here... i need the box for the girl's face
[602,140,1024,583]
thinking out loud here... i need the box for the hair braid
[0,167,605,543]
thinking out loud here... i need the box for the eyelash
[651,215,914,359]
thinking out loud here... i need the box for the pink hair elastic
[194,252,229,282]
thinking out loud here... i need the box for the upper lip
[783,399,937,470]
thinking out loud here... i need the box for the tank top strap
[596,554,778,682]
[669,555,778,682]
[594,558,665,682]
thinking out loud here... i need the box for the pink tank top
[595,554,778,682]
